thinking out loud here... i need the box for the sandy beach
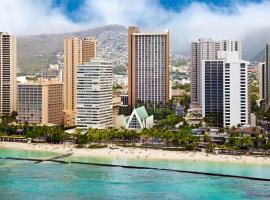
[1,141,270,165]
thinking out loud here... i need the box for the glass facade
[128,115,141,130]
[204,61,224,127]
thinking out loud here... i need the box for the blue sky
[51,0,264,22]
[160,0,262,9]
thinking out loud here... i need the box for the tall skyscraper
[0,32,17,116]
[265,44,270,107]
[77,58,113,130]
[201,60,224,127]
[63,37,82,127]
[63,36,97,127]
[82,37,96,63]
[128,26,169,109]
[17,79,63,125]
[201,52,250,127]
[191,39,242,110]
[257,62,266,100]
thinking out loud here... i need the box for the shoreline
[1,141,270,166]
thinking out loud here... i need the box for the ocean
[0,148,270,200]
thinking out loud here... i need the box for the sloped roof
[135,106,149,120]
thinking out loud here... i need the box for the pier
[33,153,73,163]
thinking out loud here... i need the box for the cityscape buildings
[201,51,250,127]
[128,26,170,110]
[2,2,270,196]
[0,29,259,131]
[17,79,63,125]
[257,62,266,101]
[63,37,97,127]
[0,32,17,116]
[63,37,82,127]
[191,39,242,111]
[264,44,270,107]
[76,58,113,130]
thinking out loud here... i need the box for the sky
[0,0,269,53]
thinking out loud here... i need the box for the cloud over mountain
[1,0,270,56]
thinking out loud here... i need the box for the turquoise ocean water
[0,148,270,200]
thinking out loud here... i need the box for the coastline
[1,141,270,165]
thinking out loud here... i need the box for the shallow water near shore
[1,148,270,200]
[63,155,270,179]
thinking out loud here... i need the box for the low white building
[115,106,154,131]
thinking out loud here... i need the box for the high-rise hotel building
[257,44,270,110]
[17,79,63,125]
[128,26,169,109]
[63,37,96,127]
[77,58,113,130]
[82,37,96,64]
[63,37,82,127]
[201,52,250,127]
[0,32,17,116]
[191,39,242,110]
[257,62,266,101]
[264,44,270,107]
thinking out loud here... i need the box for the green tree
[162,130,173,147]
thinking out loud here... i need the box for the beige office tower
[82,37,96,63]
[63,37,82,127]
[191,39,242,110]
[128,26,170,110]
[17,79,63,125]
[0,32,17,116]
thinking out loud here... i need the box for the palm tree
[239,136,253,149]
[140,128,151,148]
[178,129,189,146]
[203,133,211,143]
[129,129,137,146]
[162,130,173,147]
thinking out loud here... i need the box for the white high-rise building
[191,39,242,110]
[201,52,250,127]
[76,58,113,130]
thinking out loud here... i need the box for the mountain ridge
[17,24,128,73]
[17,24,270,73]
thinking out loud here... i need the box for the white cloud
[0,0,83,35]
[1,0,270,55]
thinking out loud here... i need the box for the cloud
[1,0,270,56]
[78,0,270,55]
[0,0,83,35]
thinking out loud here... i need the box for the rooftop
[135,106,149,120]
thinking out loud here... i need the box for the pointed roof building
[126,106,154,131]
